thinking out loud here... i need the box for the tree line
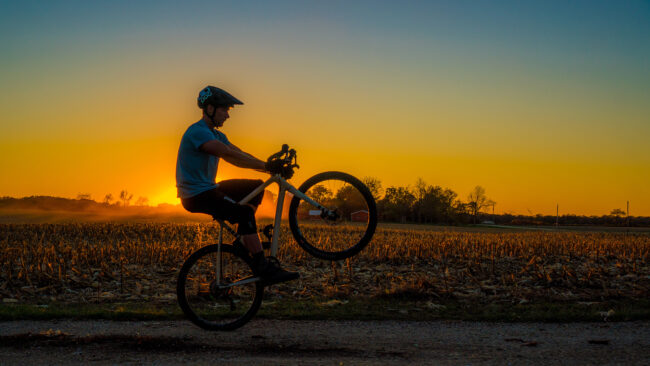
[79,190,148,208]
[1,181,647,226]
[362,177,649,227]
[363,177,493,225]
[493,213,650,227]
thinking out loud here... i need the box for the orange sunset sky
[1,1,649,216]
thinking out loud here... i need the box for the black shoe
[255,256,299,286]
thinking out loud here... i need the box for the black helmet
[197,86,243,109]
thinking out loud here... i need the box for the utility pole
[556,204,559,227]
[627,200,630,227]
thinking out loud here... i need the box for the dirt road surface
[1,320,648,365]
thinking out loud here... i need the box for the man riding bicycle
[176,85,299,286]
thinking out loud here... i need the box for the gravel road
[1,319,649,365]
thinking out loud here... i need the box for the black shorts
[181,179,264,235]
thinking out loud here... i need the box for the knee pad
[236,205,257,235]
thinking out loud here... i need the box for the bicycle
[176,144,378,330]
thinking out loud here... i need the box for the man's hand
[265,159,284,174]
[265,159,294,179]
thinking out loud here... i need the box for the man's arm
[229,143,260,160]
[200,139,266,171]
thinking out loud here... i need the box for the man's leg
[241,203,263,255]
[216,180,265,256]
[216,180,299,285]
[236,207,298,285]
[242,233,262,253]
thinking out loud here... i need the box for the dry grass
[1,222,649,305]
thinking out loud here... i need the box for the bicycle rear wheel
[177,244,263,331]
[289,171,377,261]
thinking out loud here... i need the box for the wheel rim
[180,248,260,329]
[292,175,374,257]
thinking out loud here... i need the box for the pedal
[261,241,271,250]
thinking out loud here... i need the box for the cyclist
[176,85,299,286]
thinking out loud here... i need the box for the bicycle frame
[213,174,326,285]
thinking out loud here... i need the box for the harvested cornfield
[1,223,649,305]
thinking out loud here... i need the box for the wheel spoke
[177,244,263,330]
[289,172,377,261]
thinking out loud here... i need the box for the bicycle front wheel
[177,244,263,331]
[289,171,377,261]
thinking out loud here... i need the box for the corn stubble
[1,223,648,305]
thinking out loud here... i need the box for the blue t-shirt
[176,120,230,199]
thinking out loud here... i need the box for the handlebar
[266,144,299,178]
[267,144,289,162]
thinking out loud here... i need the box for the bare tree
[610,208,626,226]
[610,208,625,217]
[103,193,114,205]
[413,178,427,201]
[119,190,133,208]
[362,177,383,202]
[135,196,149,206]
[467,186,495,224]
[413,178,427,223]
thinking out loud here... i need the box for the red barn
[350,210,369,222]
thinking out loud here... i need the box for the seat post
[216,220,223,284]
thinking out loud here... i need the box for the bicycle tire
[177,244,263,331]
[289,171,377,261]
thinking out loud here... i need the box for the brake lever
[288,149,299,169]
